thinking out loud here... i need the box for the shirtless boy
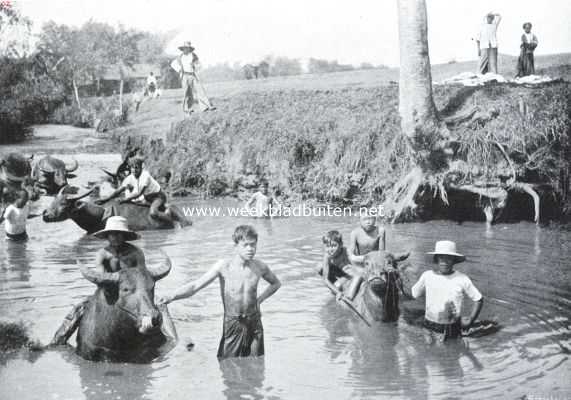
[348,212,386,265]
[244,181,276,218]
[51,216,147,344]
[318,230,363,301]
[160,225,281,359]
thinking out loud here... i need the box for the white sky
[15,0,571,67]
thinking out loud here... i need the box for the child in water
[348,211,386,265]
[0,189,38,242]
[318,230,363,301]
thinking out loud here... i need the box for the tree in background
[0,1,31,57]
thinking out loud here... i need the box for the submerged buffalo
[31,155,78,195]
[42,187,190,233]
[339,251,414,323]
[76,259,174,362]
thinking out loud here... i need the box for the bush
[0,56,66,143]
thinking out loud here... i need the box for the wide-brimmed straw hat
[178,41,195,51]
[93,216,140,241]
[427,240,466,263]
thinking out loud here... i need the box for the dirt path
[0,124,115,155]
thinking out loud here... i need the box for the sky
[13,0,571,67]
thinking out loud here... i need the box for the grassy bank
[118,80,569,205]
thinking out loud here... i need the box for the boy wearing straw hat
[51,216,146,344]
[410,240,483,340]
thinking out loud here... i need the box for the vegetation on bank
[118,79,570,221]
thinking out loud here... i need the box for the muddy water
[1,144,570,399]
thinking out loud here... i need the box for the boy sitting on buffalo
[318,230,363,301]
[51,216,150,344]
[97,157,171,223]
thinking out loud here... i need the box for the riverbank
[111,66,570,223]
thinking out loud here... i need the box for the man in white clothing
[410,241,484,340]
[476,12,502,74]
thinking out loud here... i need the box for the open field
[122,53,571,138]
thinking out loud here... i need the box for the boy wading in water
[160,225,281,359]
[0,189,39,242]
[410,241,484,341]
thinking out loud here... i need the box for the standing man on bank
[170,41,214,114]
[476,12,502,74]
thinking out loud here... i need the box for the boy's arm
[96,186,126,204]
[121,184,147,203]
[257,264,281,306]
[462,298,484,329]
[321,253,332,283]
[159,261,222,304]
[94,249,108,273]
[347,230,365,264]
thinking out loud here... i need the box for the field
[113,53,571,220]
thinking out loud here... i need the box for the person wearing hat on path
[516,22,539,78]
[476,12,502,74]
[170,41,214,114]
[410,240,484,341]
[50,216,146,345]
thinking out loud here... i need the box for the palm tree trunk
[119,79,124,114]
[397,0,446,153]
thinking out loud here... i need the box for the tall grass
[120,81,571,207]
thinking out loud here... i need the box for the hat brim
[93,229,140,241]
[427,252,466,263]
[178,46,195,51]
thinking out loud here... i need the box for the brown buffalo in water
[42,187,190,233]
[339,251,415,323]
[76,259,174,362]
[31,155,78,195]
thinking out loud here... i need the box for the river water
[1,149,570,400]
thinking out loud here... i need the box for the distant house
[79,63,161,97]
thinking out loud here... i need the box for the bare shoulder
[251,259,271,275]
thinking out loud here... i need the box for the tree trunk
[72,78,81,109]
[119,79,124,114]
[397,0,447,154]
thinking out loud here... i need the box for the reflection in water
[219,357,266,400]
[1,239,32,282]
[62,349,155,400]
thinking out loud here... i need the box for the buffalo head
[362,250,410,322]
[78,257,171,334]
[32,156,78,195]
[42,186,94,223]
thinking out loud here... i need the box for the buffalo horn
[65,159,79,173]
[57,185,69,196]
[148,253,172,281]
[67,188,95,201]
[77,260,119,285]
[393,251,411,262]
[100,168,117,179]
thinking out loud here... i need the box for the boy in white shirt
[97,157,171,223]
[410,241,484,340]
[0,190,39,241]
[476,12,502,74]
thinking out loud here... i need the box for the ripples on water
[0,154,570,400]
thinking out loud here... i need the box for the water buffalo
[42,187,190,233]
[0,153,40,203]
[339,251,415,323]
[76,259,174,362]
[31,155,78,195]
